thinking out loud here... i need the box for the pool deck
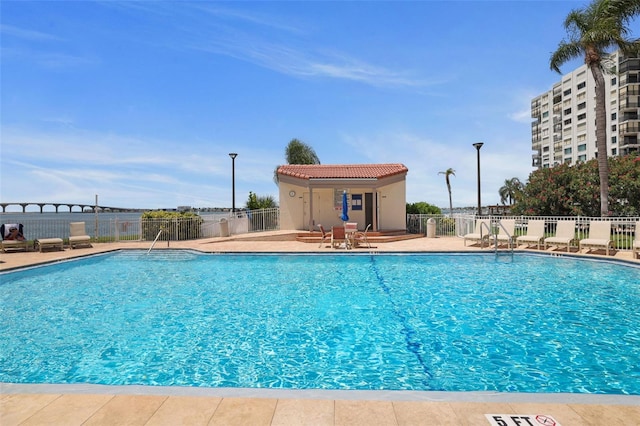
[2,233,639,425]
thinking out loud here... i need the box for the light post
[472,142,483,216]
[229,153,238,213]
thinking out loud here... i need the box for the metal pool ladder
[147,230,163,254]
[493,219,514,254]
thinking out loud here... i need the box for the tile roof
[277,163,408,180]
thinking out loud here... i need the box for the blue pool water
[1,251,639,394]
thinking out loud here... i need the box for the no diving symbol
[535,415,556,426]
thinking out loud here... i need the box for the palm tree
[499,177,524,206]
[438,168,455,216]
[274,138,321,184]
[550,0,640,216]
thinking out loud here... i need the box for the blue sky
[0,0,609,211]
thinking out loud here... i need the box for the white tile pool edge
[2,383,639,405]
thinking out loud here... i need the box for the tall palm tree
[550,0,640,216]
[499,177,524,206]
[438,168,455,216]
[274,138,321,184]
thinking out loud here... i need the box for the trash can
[219,218,229,237]
[426,218,436,238]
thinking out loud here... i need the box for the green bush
[141,211,203,241]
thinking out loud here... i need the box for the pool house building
[276,163,408,232]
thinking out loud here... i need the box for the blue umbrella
[340,190,349,222]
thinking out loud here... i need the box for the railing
[453,215,640,252]
[2,207,281,243]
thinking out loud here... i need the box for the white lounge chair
[69,221,92,249]
[464,219,491,248]
[544,220,576,252]
[516,219,546,250]
[495,219,516,248]
[632,221,640,260]
[579,221,614,256]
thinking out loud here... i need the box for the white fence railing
[408,214,639,252]
[2,208,281,244]
[4,210,639,252]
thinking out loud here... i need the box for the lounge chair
[35,238,64,252]
[544,220,576,252]
[1,223,29,252]
[331,225,348,249]
[463,219,491,248]
[317,224,332,248]
[516,219,546,249]
[579,221,614,256]
[495,219,516,248]
[632,221,640,260]
[353,224,371,248]
[69,221,92,249]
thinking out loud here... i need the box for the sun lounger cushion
[69,222,91,249]
[515,219,545,249]
[35,238,64,252]
[579,221,614,255]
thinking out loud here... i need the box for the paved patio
[1,233,639,425]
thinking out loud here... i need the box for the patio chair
[544,220,576,252]
[352,223,371,248]
[331,225,348,249]
[495,219,516,248]
[633,221,640,260]
[579,221,614,256]
[516,219,545,250]
[317,224,332,248]
[463,219,491,248]
[1,223,29,252]
[69,221,92,249]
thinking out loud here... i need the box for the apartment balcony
[553,135,562,142]
[619,97,640,110]
[621,135,639,147]
[619,58,640,73]
[532,154,541,167]
[553,95,562,104]
[619,122,640,135]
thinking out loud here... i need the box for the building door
[365,192,373,231]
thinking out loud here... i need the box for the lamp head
[229,153,238,159]
[472,142,484,150]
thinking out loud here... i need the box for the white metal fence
[409,214,639,252]
[4,210,639,252]
[3,208,281,244]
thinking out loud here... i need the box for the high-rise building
[531,51,639,169]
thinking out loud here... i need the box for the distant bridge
[0,202,147,213]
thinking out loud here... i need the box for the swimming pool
[1,251,639,394]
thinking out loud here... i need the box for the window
[577,102,586,110]
[578,144,587,152]
[612,124,617,131]
[611,77,617,85]
[563,88,572,96]
[564,108,572,115]
[612,148,617,155]
[564,147,572,154]
[611,112,617,120]
[578,154,587,162]
[351,194,362,211]
[577,81,586,89]
[577,113,586,121]
[564,118,572,125]
[612,136,617,144]
[542,111,549,118]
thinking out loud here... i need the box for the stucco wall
[378,180,407,230]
